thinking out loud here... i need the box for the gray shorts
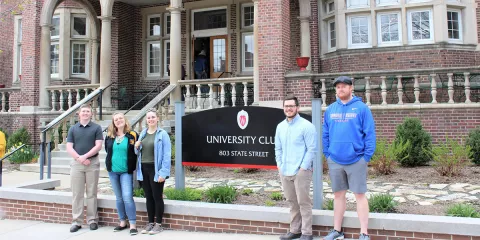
[327,157,368,194]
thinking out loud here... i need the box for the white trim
[70,41,89,78]
[71,14,88,38]
[241,32,254,72]
[347,15,372,49]
[13,16,22,83]
[376,0,400,6]
[327,19,336,51]
[447,9,463,44]
[164,13,171,36]
[51,15,60,39]
[407,9,434,45]
[326,0,335,14]
[191,6,228,37]
[377,12,402,47]
[241,3,254,28]
[148,14,162,37]
[147,41,162,77]
[406,0,432,3]
[346,0,370,9]
[164,40,170,77]
[50,42,60,79]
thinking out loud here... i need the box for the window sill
[237,71,253,76]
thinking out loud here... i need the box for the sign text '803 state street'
[182,106,312,169]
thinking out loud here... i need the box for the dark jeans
[141,163,165,224]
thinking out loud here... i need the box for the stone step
[20,164,109,178]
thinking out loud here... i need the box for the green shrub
[7,127,31,149]
[368,194,397,213]
[430,137,471,177]
[8,144,38,164]
[270,192,283,201]
[204,185,237,204]
[323,199,334,210]
[233,169,240,173]
[164,188,203,201]
[371,139,410,175]
[241,188,254,196]
[186,166,201,172]
[239,168,259,173]
[466,127,480,165]
[265,200,276,207]
[170,134,175,161]
[133,188,144,198]
[446,203,480,218]
[394,118,432,167]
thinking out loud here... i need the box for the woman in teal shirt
[105,112,138,235]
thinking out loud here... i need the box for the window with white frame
[193,8,227,31]
[164,40,170,77]
[147,41,161,76]
[148,14,161,37]
[326,0,335,14]
[51,43,60,77]
[242,32,253,71]
[71,43,87,75]
[348,15,371,48]
[447,10,462,42]
[164,13,170,35]
[328,20,336,50]
[14,17,22,82]
[51,16,60,39]
[376,0,399,6]
[71,15,87,37]
[242,3,254,28]
[408,10,433,44]
[347,0,369,9]
[377,12,402,46]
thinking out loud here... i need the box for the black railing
[0,144,26,187]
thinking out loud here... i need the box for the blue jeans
[108,172,136,224]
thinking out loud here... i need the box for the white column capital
[252,0,259,3]
[298,16,311,22]
[299,0,311,18]
[98,16,115,22]
[166,6,185,13]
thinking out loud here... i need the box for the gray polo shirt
[66,121,103,157]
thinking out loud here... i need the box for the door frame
[209,35,229,79]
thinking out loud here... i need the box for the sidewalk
[0,219,281,240]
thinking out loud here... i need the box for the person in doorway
[0,130,6,159]
[134,109,171,235]
[322,76,376,240]
[104,112,138,235]
[194,50,209,94]
[66,104,103,233]
[275,95,317,240]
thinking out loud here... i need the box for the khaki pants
[70,156,100,225]
[280,169,313,235]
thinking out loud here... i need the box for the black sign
[182,106,311,169]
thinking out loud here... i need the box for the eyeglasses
[284,105,298,109]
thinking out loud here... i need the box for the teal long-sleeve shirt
[275,114,317,176]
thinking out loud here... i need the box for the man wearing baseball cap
[322,76,376,240]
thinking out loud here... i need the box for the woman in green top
[105,112,138,235]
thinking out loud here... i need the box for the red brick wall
[290,0,300,71]
[230,4,237,75]
[309,0,320,73]
[0,0,18,87]
[0,199,477,239]
[0,115,38,146]
[286,79,313,106]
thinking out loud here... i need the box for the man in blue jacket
[275,95,317,240]
[322,76,376,240]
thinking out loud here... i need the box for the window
[242,33,254,71]
[326,0,335,14]
[71,15,87,37]
[14,17,22,82]
[347,0,369,9]
[408,10,433,44]
[148,14,161,37]
[328,20,336,50]
[51,16,60,39]
[377,13,402,46]
[147,42,161,76]
[376,0,399,6]
[193,8,227,31]
[51,43,60,77]
[164,40,170,77]
[71,43,87,75]
[447,10,462,42]
[348,15,371,48]
[242,4,254,28]
[164,13,171,35]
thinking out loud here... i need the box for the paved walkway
[0,219,281,240]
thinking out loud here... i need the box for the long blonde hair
[107,112,132,138]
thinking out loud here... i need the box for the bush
[239,168,259,174]
[204,185,237,204]
[186,166,201,172]
[133,188,145,198]
[7,127,31,149]
[164,188,203,201]
[430,137,471,177]
[394,118,432,167]
[8,144,37,164]
[446,203,480,218]
[370,139,410,175]
[466,127,480,165]
[368,194,397,213]
[170,134,175,161]
[241,188,254,196]
[265,200,276,207]
[323,199,334,210]
[270,192,283,201]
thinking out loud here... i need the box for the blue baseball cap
[333,76,353,87]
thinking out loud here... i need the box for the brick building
[0,0,479,144]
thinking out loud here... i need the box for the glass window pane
[50,44,59,74]
[166,15,171,35]
[243,34,253,69]
[51,17,60,37]
[149,43,161,74]
[18,19,22,41]
[72,43,86,74]
[194,9,227,31]
[243,6,254,27]
[73,17,86,36]
[213,38,226,72]
[150,17,161,36]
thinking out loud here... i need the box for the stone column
[39,25,51,110]
[91,39,100,84]
[99,16,113,108]
[253,0,259,104]
[168,0,183,103]
[298,0,311,71]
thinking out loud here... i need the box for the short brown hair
[79,104,92,110]
[283,95,299,106]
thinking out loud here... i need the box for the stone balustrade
[0,87,21,112]
[45,84,100,112]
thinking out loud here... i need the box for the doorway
[192,35,229,80]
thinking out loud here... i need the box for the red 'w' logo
[239,115,246,126]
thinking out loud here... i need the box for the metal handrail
[123,80,168,116]
[0,144,26,187]
[130,84,177,128]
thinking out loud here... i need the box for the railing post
[381,76,387,105]
[320,79,326,107]
[40,131,46,180]
[464,72,471,104]
[365,77,371,106]
[47,141,52,179]
[312,98,323,209]
[175,101,185,190]
[430,74,437,104]
[447,73,454,104]
[414,75,420,104]
[397,75,403,105]
[1,92,6,112]
[0,156,3,186]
